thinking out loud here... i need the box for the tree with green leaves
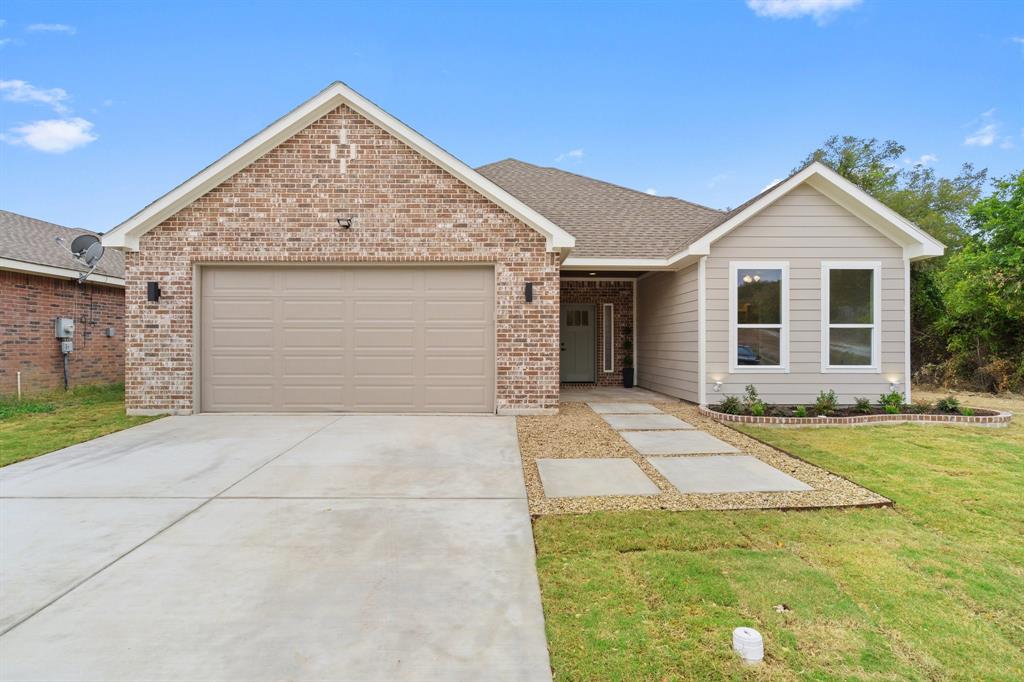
[938,171,1024,390]
[796,136,988,370]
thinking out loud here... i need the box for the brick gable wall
[0,271,125,395]
[125,104,559,414]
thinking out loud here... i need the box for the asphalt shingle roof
[0,210,124,279]
[476,158,727,259]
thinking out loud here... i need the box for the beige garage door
[200,266,495,413]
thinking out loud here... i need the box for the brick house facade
[0,270,125,394]
[123,103,561,414]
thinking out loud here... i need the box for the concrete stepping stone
[602,413,694,430]
[536,458,660,498]
[648,455,812,493]
[620,430,739,455]
[587,402,663,414]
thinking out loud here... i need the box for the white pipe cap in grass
[732,627,764,663]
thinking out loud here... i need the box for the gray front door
[560,304,596,382]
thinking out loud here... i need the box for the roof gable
[102,83,575,253]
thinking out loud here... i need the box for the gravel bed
[516,401,890,515]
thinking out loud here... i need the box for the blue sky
[1,0,1021,231]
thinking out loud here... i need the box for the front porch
[559,276,639,388]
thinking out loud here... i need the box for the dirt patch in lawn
[516,401,889,515]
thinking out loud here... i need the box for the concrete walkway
[0,415,551,682]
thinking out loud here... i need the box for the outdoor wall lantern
[147,282,161,302]
[524,282,534,303]
[336,217,353,229]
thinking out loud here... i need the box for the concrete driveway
[0,415,551,681]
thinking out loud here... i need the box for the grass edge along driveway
[534,399,1024,680]
[0,384,159,467]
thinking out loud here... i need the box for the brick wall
[0,270,125,395]
[125,103,560,415]
[559,278,634,386]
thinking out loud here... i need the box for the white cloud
[747,0,861,25]
[644,188,658,195]
[1,117,96,153]
[905,154,938,166]
[964,124,997,147]
[1013,36,1024,47]
[26,23,76,35]
[554,148,584,162]
[0,38,11,48]
[0,79,70,113]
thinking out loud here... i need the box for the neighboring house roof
[101,82,575,253]
[0,210,125,286]
[476,159,725,259]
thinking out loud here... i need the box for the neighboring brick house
[0,211,126,395]
[102,82,944,415]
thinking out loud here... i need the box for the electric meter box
[55,317,75,338]
[61,341,74,354]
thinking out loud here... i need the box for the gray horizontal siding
[705,182,907,405]
[637,263,699,402]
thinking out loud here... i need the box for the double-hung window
[821,261,880,372]
[729,262,788,372]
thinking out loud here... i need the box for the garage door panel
[425,355,488,377]
[353,269,417,291]
[425,300,488,321]
[207,299,274,320]
[202,266,493,413]
[210,327,274,349]
[282,355,345,376]
[354,328,416,349]
[281,268,346,292]
[425,328,487,349]
[282,327,346,348]
[353,300,415,321]
[281,300,345,321]
[354,355,416,377]
[424,268,490,292]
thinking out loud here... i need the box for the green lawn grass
[0,384,159,467]
[534,418,1024,680]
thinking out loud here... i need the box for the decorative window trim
[602,303,614,373]
[729,261,789,373]
[820,260,882,373]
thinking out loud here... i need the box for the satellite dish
[69,234,104,267]
[55,233,105,283]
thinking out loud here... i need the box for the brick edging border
[699,405,1012,428]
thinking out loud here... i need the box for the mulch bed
[516,401,890,516]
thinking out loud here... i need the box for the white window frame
[820,260,881,373]
[602,303,614,373]
[729,261,789,373]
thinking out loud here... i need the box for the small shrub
[960,406,975,416]
[814,389,839,416]
[936,396,961,414]
[911,399,934,414]
[741,384,767,416]
[854,397,872,414]
[884,404,900,414]
[878,390,905,412]
[750,402,766,417]
[719,396,742,414]
[794,405,808,418]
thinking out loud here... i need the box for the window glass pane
[737,268,782,324]
[736,328,781,366]
[829,327,873,365]
[829,269,873,324]
[603,306,613,371]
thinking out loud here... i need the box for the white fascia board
[671,161,945,263]
[0,258,125,287]
[103,82,575,253]
[561,252,700,271]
